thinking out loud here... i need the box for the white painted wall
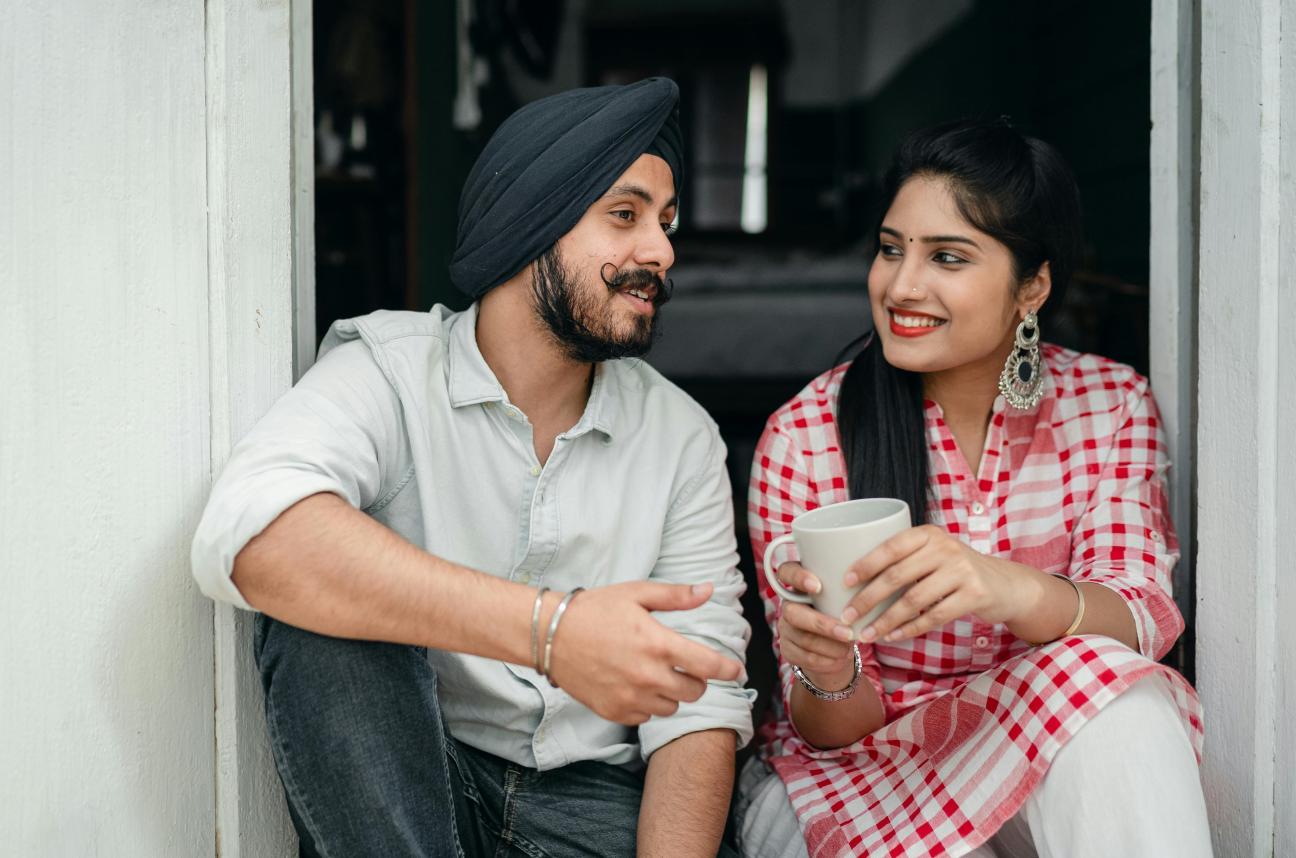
[1,1,305,854]
[0,2,215,854]
[1196,0,1296,854]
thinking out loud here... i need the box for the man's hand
[547,581,743,725]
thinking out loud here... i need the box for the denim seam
[441,741,476,858]
[264,691,336,858]
[494,769,549,858]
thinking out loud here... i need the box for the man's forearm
[638,729,735,857]
[232,492,545,665]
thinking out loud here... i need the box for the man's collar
[447,303,618,442]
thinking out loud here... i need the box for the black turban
[450,77,683,298]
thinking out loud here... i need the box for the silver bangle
[792,645,862,702]
[530,586,550,674]
[543,587,585,687]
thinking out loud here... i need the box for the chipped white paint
[0,1,215,854]
[1196,0,1296,854]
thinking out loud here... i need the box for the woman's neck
[922,339,1014,474]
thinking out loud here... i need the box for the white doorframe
[206,0,311,853]
[1148,0,1197,657]
[292,0,317,382]
[1192,0,1296,854]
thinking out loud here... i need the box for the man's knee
[254,615,436,715]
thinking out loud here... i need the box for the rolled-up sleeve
[638,429,756,760]
[1068,380,1184,660]
[190,340,406,610]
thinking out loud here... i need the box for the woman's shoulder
[762,363,849,443]
[1043,343,1154,415]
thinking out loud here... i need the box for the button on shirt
[192,305,754,769]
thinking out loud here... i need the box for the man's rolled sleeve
[190,340,405,610]
[639,429,756,760]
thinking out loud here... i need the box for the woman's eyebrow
[879,225,980,248]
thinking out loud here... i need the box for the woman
[739,119,1210,858]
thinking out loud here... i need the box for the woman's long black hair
[837,118,1083,522]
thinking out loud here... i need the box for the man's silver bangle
[792,645,862,702]
[530,586,550,674]
[543,587,585,687]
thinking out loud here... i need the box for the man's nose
[633,222,675,273]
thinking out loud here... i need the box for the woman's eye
[934,251,967,265]
[879,243,902,258]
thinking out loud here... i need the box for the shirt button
[1150,530,1162,542]
[535,727,546,742]
[529,465,541,476]
[971,502,985,515]
[974,635,990,648]
[518,572,531,585]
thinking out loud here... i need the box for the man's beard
[530,246,671,363]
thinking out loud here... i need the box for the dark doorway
[311,0,1172,721]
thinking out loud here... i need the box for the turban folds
[450,77,683,298]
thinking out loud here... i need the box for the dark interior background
[312,0,1181,725]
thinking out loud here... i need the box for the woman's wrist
[799,662,857,693]
[1003,565,1078,644]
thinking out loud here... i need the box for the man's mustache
[600,263,673,308]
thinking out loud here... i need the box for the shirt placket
[493,401,580,768]
[967,407,1008,667]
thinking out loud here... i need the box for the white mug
[762,498,912,633]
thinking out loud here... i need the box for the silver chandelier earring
[998,310,1044,410]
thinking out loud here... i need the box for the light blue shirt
[192,304,754,769]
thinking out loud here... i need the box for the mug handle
[763,534,814,604]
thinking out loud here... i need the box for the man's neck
[474,284,594,443]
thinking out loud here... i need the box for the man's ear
[1019,261,1053,316]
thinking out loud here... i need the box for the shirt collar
[446,302,618,442]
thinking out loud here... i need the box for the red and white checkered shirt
[749,344,1203,857]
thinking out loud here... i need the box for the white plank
[0,1,215,854]
[1148,0,1197,625]
[206,0,299,854]
[1196,0,1292,853]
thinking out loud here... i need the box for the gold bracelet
[1048,573,1086,640]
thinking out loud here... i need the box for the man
[192,77,753,857]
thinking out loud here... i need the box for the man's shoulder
[320,307,456,356]
[607,358,720,442]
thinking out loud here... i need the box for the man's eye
[612,210,634,221]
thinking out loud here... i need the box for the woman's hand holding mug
[841,524,1040,643]
[772,561,859,690]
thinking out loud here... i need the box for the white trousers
[737,675,1213,858]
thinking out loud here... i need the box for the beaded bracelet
[792,645,862,702]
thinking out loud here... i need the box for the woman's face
[867,175,1044,376]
